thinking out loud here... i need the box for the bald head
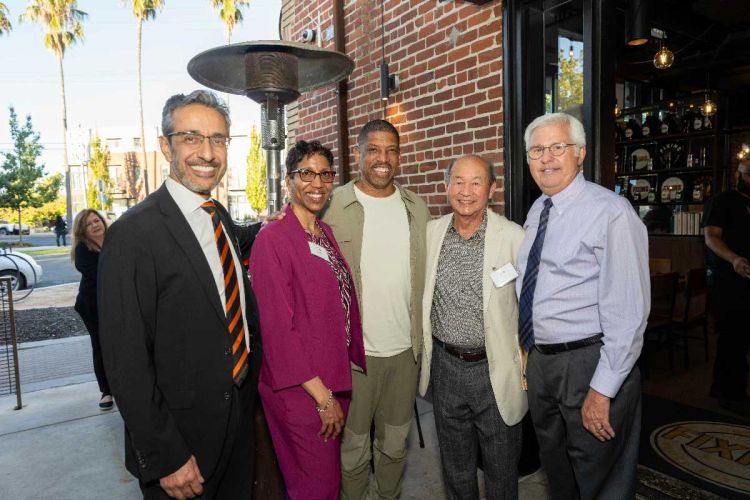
[445,154,496,186]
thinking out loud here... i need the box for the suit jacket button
[224,392,230,400]
[224,347,231,356]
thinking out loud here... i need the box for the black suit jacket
[98,184,262,484]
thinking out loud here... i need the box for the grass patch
[18,247,70,257]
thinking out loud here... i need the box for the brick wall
[284,0,505,216]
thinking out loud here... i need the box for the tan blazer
[419,210,528,426]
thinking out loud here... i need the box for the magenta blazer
[249,205,366,394]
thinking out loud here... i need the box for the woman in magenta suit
[249,140,366,500]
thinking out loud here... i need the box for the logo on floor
[651,421,750,494]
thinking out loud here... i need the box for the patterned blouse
[308,225,353,347]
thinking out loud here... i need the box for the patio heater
[187,41,354,214]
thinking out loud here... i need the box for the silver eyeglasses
[527,143,577,160]
[290,169,337,183]
[167,132,231,148]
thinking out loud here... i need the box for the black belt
[433,336,487,362]
[534,334,603,355]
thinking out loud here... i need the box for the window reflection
[543,0,584,117]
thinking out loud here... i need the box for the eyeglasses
[167,132,231,148]
[290,169,336,183]
[527,143,577,160]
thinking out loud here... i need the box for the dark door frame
[503,0,617,224]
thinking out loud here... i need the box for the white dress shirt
[165,177,249,348]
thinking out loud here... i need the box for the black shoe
[99,394,114,410]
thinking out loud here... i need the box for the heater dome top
[188,40,354,103]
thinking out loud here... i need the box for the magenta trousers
[259,382,350,500]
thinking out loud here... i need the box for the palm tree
[127,0,164,196]
[210,0,250,45]
[20,0,87,227]
[0,3,12,35]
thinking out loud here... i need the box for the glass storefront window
[543,0,584,116]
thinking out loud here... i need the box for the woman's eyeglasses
[290,169,336,183]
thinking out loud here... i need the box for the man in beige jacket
[420,154,527,499]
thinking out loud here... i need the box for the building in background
[68,126,240,219]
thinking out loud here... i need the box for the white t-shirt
[354,184,412,357]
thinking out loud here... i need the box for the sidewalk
[13,282,78,311]
[0,334,550,500]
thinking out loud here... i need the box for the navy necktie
[519,198,553,352]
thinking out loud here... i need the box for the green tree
[557,47,584,112]
[126,0,164,197]
[0,196,66,227]
[86,135,113,210]
[0,107,63,242]
[0,2,12,35]
[210,0,250,44]
[245,125,266,215]
[20,0,87,228]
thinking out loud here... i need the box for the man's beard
[737,175,750,196]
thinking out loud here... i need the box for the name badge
[308,241,330,262]
[491,262,518,288]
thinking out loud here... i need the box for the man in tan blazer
[419,154,527,499]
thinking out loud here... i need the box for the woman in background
[71,209,112,410]
[249,140,366,499]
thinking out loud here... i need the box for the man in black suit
[99,90,262,499]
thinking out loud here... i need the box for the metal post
[261,94,286,214]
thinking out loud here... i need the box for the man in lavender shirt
[516,113,650,499]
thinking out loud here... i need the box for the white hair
[523,113,586,156]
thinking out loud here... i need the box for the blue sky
[0,0,282,174]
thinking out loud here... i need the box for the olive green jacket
[321,179,429,362]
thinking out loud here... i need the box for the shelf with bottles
[615,135,714,174]
[615,172,713,206]
[635,204,704,236]
[615,95,719,144]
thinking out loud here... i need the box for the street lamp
[187,41,354,214]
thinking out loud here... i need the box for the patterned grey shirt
[430,212,487,349]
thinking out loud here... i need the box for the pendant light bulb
[701,95,717,117]
[653,42,674,70]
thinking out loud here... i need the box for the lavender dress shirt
[516,173,650,397]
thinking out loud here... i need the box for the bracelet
[316,389,334,414]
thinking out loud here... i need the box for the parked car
[0,220,31,236]
[0,250,43,291]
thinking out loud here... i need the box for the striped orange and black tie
[201,200,249,386]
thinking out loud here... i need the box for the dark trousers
[431,344,522,500]
[712,308,750,400]
[139,383,255,499]
[78,313,110,395]
[527,343,641,500]
[56,232,67,246]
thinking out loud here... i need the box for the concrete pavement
[0,283,555,499]
[0,332,550,500]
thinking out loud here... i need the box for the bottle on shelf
[682,107,702,133]
[642,114,661,138]
[660,112,679,135]
[615,121,626,142]
[624,118,642,140]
